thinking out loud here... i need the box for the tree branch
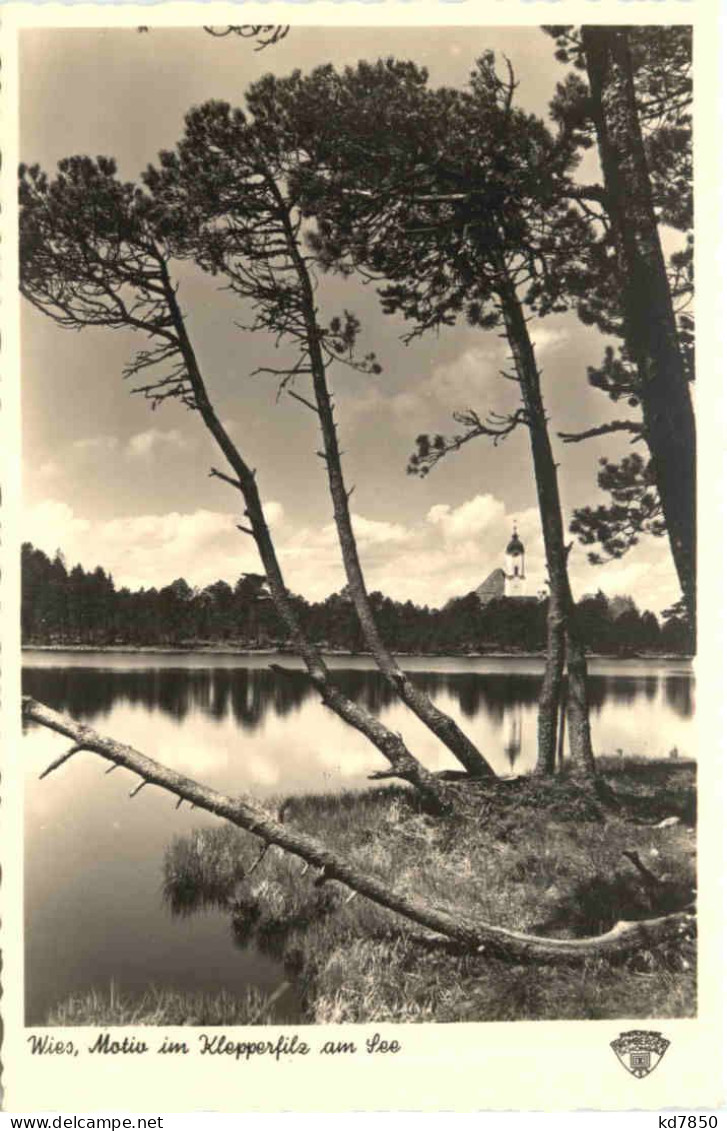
[287,389,319,415]
[24,696,695,965]
[563,183,608,204]
[39,742,85,780]
[559,420,644,444]
[408,408,529,477]
[209,467,243,490]
[202,25,290,50]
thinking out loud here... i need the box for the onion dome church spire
[504,522,526,597]
[506,524,524,557]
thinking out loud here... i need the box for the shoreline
[21,643,694,662]
[45,760,697,1027]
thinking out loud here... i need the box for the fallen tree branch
[39,742,85,779]
[23,696,695,966]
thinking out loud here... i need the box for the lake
[23,651,694,1025]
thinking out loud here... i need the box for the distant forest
[22,543,693,656]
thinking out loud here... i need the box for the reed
[157,761,697,1024]
[46,761,696,1025]
[46,981,290,1027]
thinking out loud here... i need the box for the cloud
[528,324,569,355]
[425,345,506,411]
[278,496,547,605]
[427,494,506,542]
[350,513,412,547]
[126,428,192,459]
[341,322,572,432]
[23,501,91,556]
[423,326,567,410]
[278,512,414,595]
[37,460,62,479]
[69,429,194,462]
[337,344,509,431]
[568,540,681,617]
[72,436,120,456]
[283,512,411,555]
[23,493,680,615]
[22,499,283,591]
[335,385,390,423]
[260,501,285,528]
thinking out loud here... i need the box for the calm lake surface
[23,651,694,1024]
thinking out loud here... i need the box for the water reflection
[23,658,696,786]
[23,663,694,745]
[503,702,523,770]
[23,653,694,1025]
[663,676,694,719]
[22,666,312,730]
[643,675,659,702]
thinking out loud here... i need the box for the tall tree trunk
[556,676,568,772]
[497,271,597,780]
[24,695,693,964]
[536,612,566,775]
[581,25,696,630]
[310,362,495,779]
[278,207,496,780]
[157,262,447,811]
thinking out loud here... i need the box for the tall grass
[160,762,697,1024]
[46,981,290,1026]
[47,760,697,1026]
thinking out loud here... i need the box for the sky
[19,25,687,614]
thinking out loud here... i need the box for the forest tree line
[22,542,693,656]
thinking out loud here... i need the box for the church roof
[475,568,505,605]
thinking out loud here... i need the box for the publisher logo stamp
[611,1030,670,1078]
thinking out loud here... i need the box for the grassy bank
[49,759,696,1026]
[46,983,291,1027]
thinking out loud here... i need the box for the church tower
[504,523,525,597]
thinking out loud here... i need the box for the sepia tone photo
[5,6,720,1111]
[17,17,697,1029]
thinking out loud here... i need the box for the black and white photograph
[2,2,724,1113]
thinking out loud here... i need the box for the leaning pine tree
[18,96,693,965]
[141,100,494,780]
[249,56,599,780]
[18,155,452,810]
